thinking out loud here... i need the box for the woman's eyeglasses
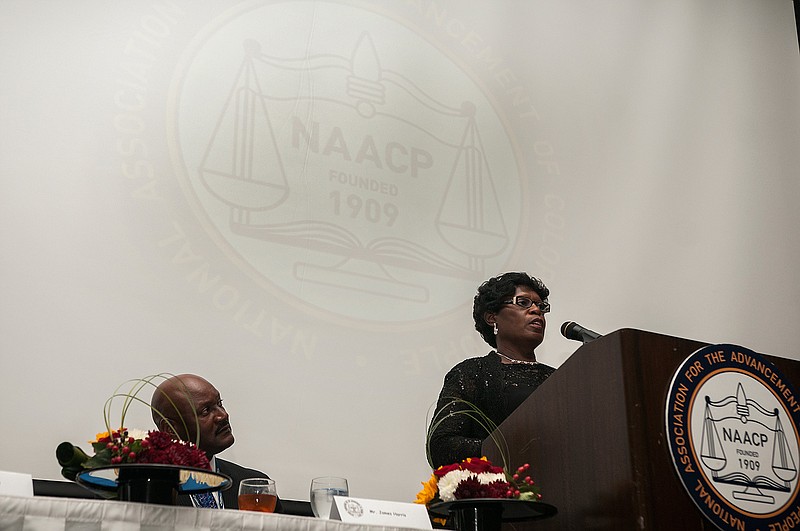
[502,296,550,313]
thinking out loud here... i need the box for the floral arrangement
[56,374,210,481]
[417,397,543,509]
[415,457,540,505]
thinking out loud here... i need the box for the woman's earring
[493,323,498,335]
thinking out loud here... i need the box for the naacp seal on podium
[666,344,800,530]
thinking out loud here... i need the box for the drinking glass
[238,478,278,513]
[310,476,348,519]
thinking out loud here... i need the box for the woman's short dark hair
[472,272,550,348]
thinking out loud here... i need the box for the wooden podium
[482,328,800,531]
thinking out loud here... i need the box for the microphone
[560,321,602,343]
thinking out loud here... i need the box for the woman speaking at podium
[427,272,556,468]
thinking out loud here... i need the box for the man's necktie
[194,492,218,508]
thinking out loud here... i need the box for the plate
[428,498,557,522]
[76,464,231,495]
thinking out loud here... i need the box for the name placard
[330,496,432,529]
[0,471,33,497]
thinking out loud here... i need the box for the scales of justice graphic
[193,32,516,301]
[699,383,798,504]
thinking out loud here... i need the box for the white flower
[477,472,506,485]
[438,470,473,501]
[125,428,150,441]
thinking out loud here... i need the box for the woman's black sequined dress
[428,351,555,468]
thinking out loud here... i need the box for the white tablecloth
[0,495,420,531]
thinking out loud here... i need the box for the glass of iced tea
[238,478,278,513]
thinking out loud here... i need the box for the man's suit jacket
[177,458,282,512]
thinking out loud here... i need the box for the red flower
[434,462,463,477]
[452,477,513,500]
[460,458,504,475]
[134,431,210,469]
[434,457,503,478]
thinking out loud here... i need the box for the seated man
[151,374,282,511]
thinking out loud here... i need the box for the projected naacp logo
[167,2,525,323]
[666,344,800,530]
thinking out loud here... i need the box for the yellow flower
[90,431,111,443]
[414,473,439,505]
